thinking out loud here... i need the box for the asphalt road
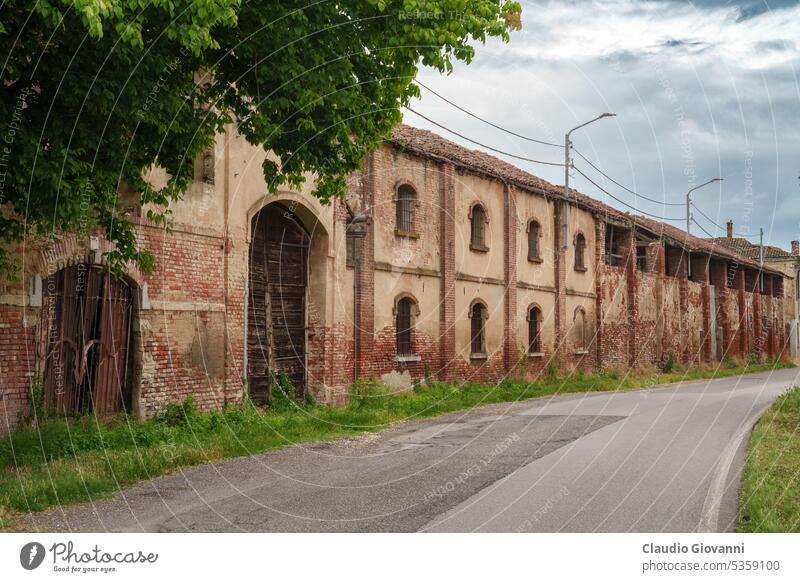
[24,367,798,532]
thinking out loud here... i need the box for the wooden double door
[247,205,309,404]
[40,265,133,415]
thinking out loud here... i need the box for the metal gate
[40,264,133,415]
[248,204,309,404]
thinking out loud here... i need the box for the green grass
[738,385,800,532]
[0,359,791,529]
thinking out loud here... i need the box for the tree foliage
[0,0,520,275]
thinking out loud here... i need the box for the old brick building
[0,124,788,433]
[705,221,800,357]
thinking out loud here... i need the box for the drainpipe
[347,215,368,382]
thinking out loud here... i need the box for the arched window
[395,184,416,234]
[575,233,586,271]
[470,301,487,355]
[573,307,589,352]
[470,204,488,251]
[396,297,414,355]
[528,306,542,354]
[527,220,541,261]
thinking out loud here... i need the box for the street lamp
[685,178,723,235]
[563,113,616,249]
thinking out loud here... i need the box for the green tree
[0,0,520,276]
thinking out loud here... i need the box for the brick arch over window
[468,201,489,251]
[526,303,543,354]
[574,231,587,271]
[393,293,421,356]
[31,232,145,285]
[394,180,418,235]
[468,298,488,355]
[527,219,542,261]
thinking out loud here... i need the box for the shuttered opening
[248,204,309,405]
[41,264,133,416]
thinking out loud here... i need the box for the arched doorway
[40,264,134,415]
[248,204,309,404]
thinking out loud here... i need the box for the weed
[269,372,297,411]
[661,352,675,373]
[545,354,561,382]
[154,397,197,427]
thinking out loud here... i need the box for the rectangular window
[636,245,648,272]
[470,304,486,355]
[396,299,413,355]
[528,309,541,353]
[396,186,416,234]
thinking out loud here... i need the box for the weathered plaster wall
[2,127,792,435]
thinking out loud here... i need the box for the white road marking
[698,410,761,532]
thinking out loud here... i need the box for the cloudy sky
[406,0,800,248]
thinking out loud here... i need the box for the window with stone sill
[396,296,414,356]
[528,306,542,354]
[395,184,417,237]
[469,301,487,357]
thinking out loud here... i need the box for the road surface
[23,367,798,532]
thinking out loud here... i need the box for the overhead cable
[405,107,565,167]
[416,80,563,148]
[572,165,684,222]
[572,147,684,206]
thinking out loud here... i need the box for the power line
[405,107,566,167]
[415,81,563,148]
[691,218,717,239]
[572,165,684,222]
[571,147,684,206]
[690,203,759,238]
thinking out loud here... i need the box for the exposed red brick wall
[438,162,457,380]
[0,307,35,433]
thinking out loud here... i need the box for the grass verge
[738,385,800,532]
[1,359,791,529]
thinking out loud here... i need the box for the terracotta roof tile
[707,237,796,260]
[388,124,783,275]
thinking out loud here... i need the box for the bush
[154,397,198,427]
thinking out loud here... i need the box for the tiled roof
[707,237,796,260]
[388,124,783,275]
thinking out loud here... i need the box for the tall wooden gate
[248,205,309,404]
[40,265,134,415]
